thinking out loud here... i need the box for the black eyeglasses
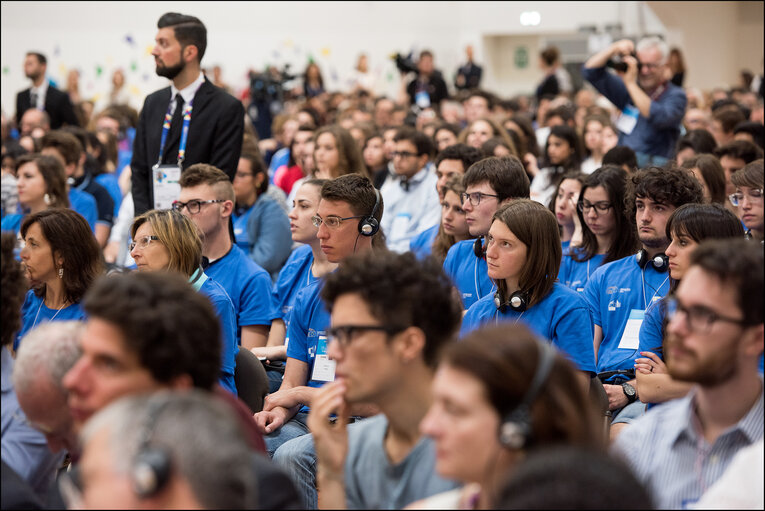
[666,296,750,334]
[327,325,405,347]
[171,199,224,214]
[460,191,499,207]
[578,200,613,214]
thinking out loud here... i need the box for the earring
[44,193,51,205]
[58,267,63,279]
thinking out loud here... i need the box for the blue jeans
[273,432,318,509]
[264,411,310,457]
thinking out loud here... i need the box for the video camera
[248,64,297,139]
[606,52,643,74]
[391,52,418,74]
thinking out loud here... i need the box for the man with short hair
[18,109,50,138]
[404,50,449,113]
[177,163,276,349]
[131,12,244,215]
[584,166,703,439]
[309,251,462,508]
[710,107,747,147]
[583,36,687,167]
[443,156,530,309]
[379,127,440,253]
[613,239,764,509]
[713,140,763,199]
[462,90,492,125]
[454,44,482,91]
[254,174,383,456]
[15,52,78,130]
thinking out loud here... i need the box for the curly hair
[320,251,462,368]
[1,233,28,348]
[624,165,704,220]
[83,271,221,390]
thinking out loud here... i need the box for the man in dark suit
[15,52,79,131]
[131,12,244,215]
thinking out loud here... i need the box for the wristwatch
[622,382,637,404]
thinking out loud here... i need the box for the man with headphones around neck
[442,156,530,310]
[254,174,384,464]
[583,165,703,440]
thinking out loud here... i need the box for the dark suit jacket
[16,86,79,130]
[131,77,244,215]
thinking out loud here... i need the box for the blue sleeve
[458,302,484,339]
[443,243,459,282]
[581,65,630,111]
[204,286,238,395]
[639,301,665,358]
[239,270,278,326]
[551,302,596,373]
[286,287,311,363]
[583,266,604,327]
[248,200,292,277]
[647,88,687,129]
[1,414,63,495]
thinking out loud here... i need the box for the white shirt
[30,80,48,109]
[169,71,205,113]
[380,165,441,253]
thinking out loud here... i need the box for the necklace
[32,298,68,330]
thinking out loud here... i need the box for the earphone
[131,397,172,498]
[498,340,556,450]
[494,289,529,313]
[473,236,485,258]
[635,249,669,272]
[358,188,381,237]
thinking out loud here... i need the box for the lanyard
[156,85,201,166]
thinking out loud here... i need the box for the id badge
[152,164,182,210]
[310,335,336,382]
[618,309,644,350]
[415,90,431,109]
[616,105,639,135]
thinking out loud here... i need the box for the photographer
[398,50,449,116]
[582,37,686,168]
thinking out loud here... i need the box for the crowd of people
[2,10,764,511]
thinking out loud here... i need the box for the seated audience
[680,154,727,205]
[729,159,764,241]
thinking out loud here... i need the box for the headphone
[498,340,557,450]
[473,236,485,258]
[131,397,173,498]
[358,188,381,237]
[494,289,529,313]
[635,249,669,272]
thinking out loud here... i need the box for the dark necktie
[170,93,185,133]
[30,91,38,109]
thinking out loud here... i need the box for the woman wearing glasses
[129,209,239,395]
[15,208,103,351]
[730,159,763,241]
[558,166,638,293]
[635,202,746,404]
[460,199,596,382]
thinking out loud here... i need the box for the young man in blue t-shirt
[442,155,529,309]
[584,165,703,439]
[253,174,384,456]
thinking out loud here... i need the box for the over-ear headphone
[131,397,172,498]
[494,289,528,313]
[635,249,669,272]
[473,236,485,258]
[498,340,556,450]
[358,188,381,237]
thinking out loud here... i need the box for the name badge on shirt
[616,105,640,135]
[152,164,182,210]
[311,335,336,382]
[415,90,431,109]
[618,309,644,350]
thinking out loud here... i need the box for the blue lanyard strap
[156,85,201,166]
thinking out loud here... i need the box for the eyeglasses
[311,214,363,229]
[461,191,499,207]
[728,189,763,207]
[129,235,160,252]
[171,199,224,214]
[666,296,750,334]
[578,200,613,214]
[391,151,418,159]
[327,324,405,347]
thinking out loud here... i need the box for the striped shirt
[612,381,764,509]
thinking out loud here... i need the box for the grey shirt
[344,414,459,509]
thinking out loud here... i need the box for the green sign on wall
[514,46,529,69]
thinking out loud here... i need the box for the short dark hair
[15,153,69,209]
[544,105,575,125]
[666,203,744,244]
[179,163,234,202]
[625,166,704,219]
[680,154,727,205]
[465,90,495,110]
[714,140,764,163]
[730,158,764,189]
[321,251,462,367]
[540,46,560,66]
[83,271,222,389]
[41,130,83,165]
[238,152,269,195]
[157,12,207,62]
[26,52,46,65]
[689,239,764,325]
[1,233,27,348]
[394,127,434,158]
[320,174,383,226]
[463,156,530,202]
[675,129,717,158]
[20,209,104,304]
[712,107,746,134]
[434,143,483,171]
[733,121,765,150]
[602,146,637,171]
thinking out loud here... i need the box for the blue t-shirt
[1,213,23,234]
[409,224,439,260]
[561,239,571,251]
[94,172,123,219]
[272,245,318,326]
[443,239,494,309]
[583,254,671,374]
[205,245,277,345]
[69,188,98,234]
[15,290,86,351]
[285,279,332,413]
[198,276,239,396]
[558,247,606,293]
[232,204,254,253]
[460,283,596,373]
